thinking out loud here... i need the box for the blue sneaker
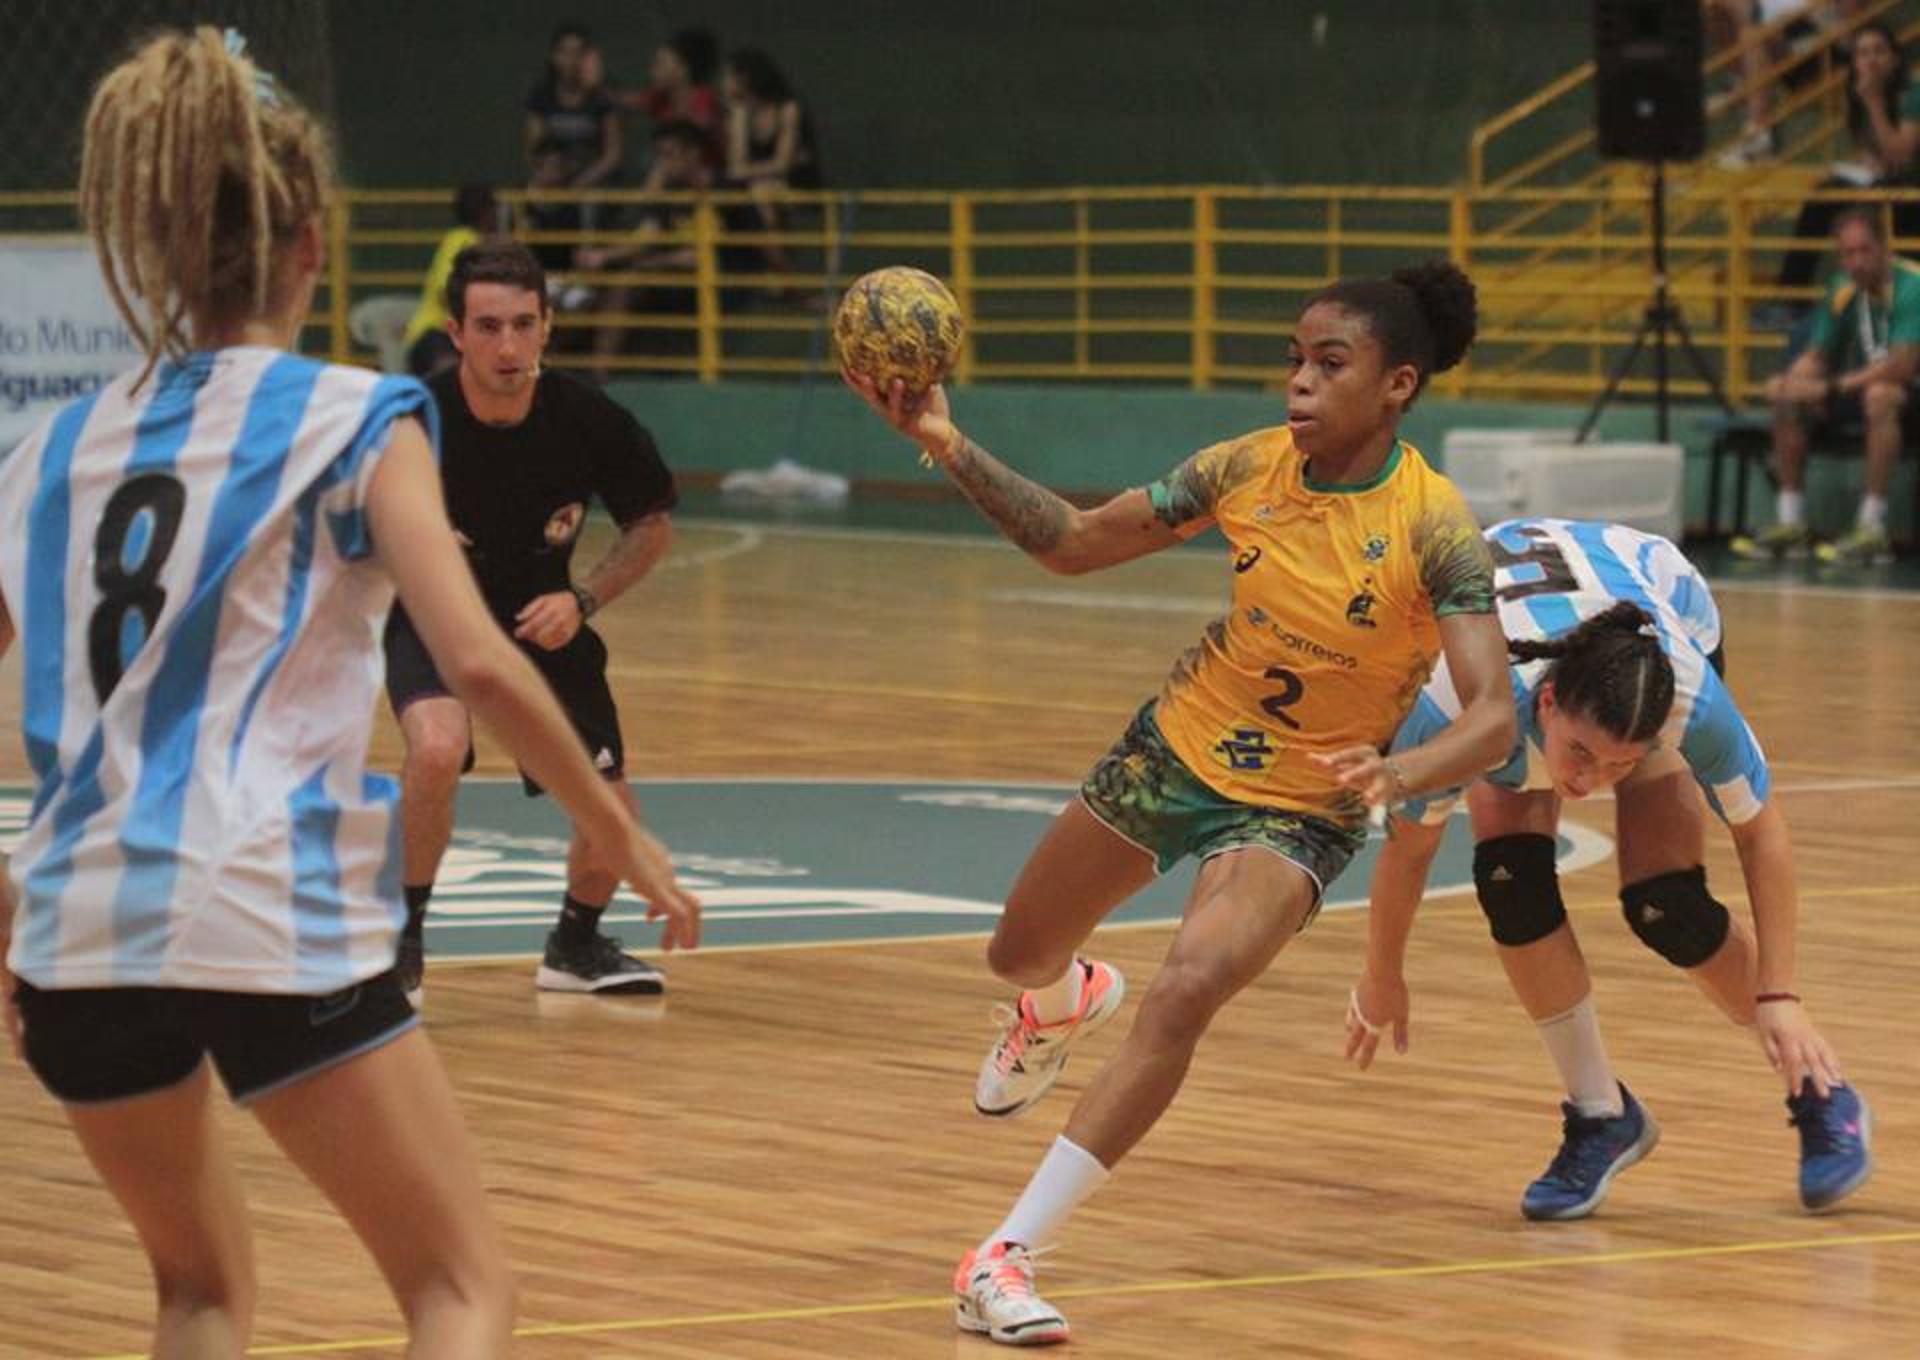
[1788,1082,1873,1212]
[1521,1084,1660,1221]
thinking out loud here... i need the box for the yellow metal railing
[1450,2,1919,401]
[7,179,1920,406]
[1469,0,1907,192]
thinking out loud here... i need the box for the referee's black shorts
[383,607,626,795]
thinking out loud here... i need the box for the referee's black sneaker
[535,930,667,995]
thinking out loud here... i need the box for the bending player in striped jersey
[1338,518,1870,1220]
[0,30,698,1358]
[850,262,1517,1345]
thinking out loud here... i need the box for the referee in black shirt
[386,241,678,999]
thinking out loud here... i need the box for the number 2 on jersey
[1259,665,1306,729]
[89,473,187,703]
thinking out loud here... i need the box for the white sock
[1536,996,1623,1118]
[1858,494,1888,532]
[1025,960,1084,1025]
[1777,489,1805,527]
[984,1135,1110,1251]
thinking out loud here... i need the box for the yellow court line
[89,1228,1920,1356]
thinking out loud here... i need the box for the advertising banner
[0,237,137,450]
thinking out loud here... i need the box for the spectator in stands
[525,23,623,195]
[1711,1,1872,168]
[403,184,498,378]
[523,138,584,278]
[577,120,715,371]
[1737,207,1919,566]
[1773,22,1920,301]
[722,47,822,288]
[609,28,722,164]
[1705,0,1781,167]
[522,137,602,324]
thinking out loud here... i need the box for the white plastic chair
[348,294,420,373]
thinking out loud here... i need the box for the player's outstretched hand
[601,824,702,951]
[1311,745,1400,811]
[841,368,957,463]
[1344,968,1410,1070]
[1755,997,1843,1098]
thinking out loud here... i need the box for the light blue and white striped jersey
[0,347,434,993]
[1392,518,1769,826]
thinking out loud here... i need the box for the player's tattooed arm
[942,434,1074,555]
[940,434,1185,572]
[579,509,673,607]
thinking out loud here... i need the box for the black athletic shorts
[15,970,417,1106]
[383,607,626,795]
[1818,386,1920,438]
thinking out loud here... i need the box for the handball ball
[833,266,964,393]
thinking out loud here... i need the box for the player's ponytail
[79,26,334,387]
[1310,259,1479,405]
[1509,601,1675,744]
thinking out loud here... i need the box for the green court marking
[0,780,1611,959]
[375,778,1618,958]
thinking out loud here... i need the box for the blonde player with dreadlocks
[0,28,699,1357]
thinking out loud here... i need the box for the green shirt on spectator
[1808,256,1920,372]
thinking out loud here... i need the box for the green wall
[0,2,1593,192]
[611,377,1702,490]
[325,1,1589,190]
[612,377,1913,541]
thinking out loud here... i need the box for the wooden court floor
[0,517,1915,1357]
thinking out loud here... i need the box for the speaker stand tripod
[1576,161,1737,444]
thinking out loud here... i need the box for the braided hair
[1509,601,1674,744]
[80,27,332,388]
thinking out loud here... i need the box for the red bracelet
[1755,991,1801,1005]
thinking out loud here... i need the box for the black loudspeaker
[1594,0,1705,161]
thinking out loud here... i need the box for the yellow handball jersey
[1145,427,1494,825]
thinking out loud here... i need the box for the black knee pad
[1473,834,1566,947]
[1621,866,1730,968]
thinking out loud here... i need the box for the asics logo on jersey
[1346,590,1378,628]
[1233,544,1262,573]
[1213,728,1275,771]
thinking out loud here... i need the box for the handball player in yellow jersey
[848,261,1517,1346]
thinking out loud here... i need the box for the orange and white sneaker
[954,1240,1069,1346]
[975,958,1125,1117]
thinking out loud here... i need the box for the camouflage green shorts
[1079,703,1365,925]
